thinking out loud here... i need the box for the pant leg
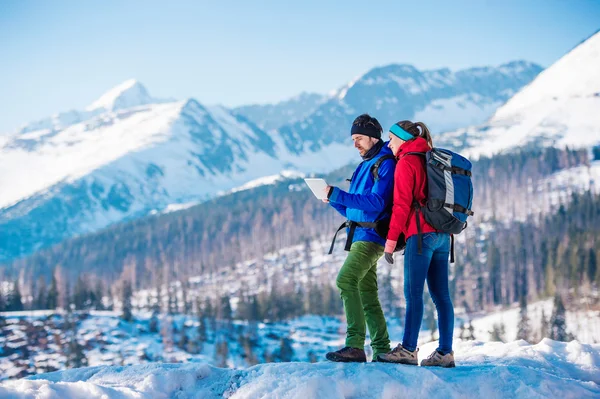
[336,241,381,349]
[358,244,390,357]
[426,233,454,354]
[402,233,435,352]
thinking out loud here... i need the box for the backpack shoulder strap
[371,154,396,182]
[403,151,427,158]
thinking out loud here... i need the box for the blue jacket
[328,142,395,246]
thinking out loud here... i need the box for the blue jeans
[402,232,454,354]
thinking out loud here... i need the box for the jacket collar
[362,139,384,161]
[396,137,431,158]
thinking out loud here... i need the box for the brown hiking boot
[325,346,367,363]
[376,344,418,365]
[420,350,456,368]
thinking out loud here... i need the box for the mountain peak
[86,79,154,112]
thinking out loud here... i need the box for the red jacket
[387,137,437,243]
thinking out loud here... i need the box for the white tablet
[304,178,329,200]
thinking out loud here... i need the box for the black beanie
[350,124,381,140]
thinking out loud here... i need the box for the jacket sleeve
[328,201,347,218]
[328,159,395,213]
[387,158,415,242]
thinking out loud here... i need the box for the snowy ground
[1,299,598,381]
[0,339,598,399]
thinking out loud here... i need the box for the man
[323,113,396,362]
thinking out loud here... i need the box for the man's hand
[322,185,334,203]
[384,252,394,264]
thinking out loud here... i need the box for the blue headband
[389,124,415,141]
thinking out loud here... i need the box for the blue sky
[0,0,599,133]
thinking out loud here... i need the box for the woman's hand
[384,252,394,264]
[384,240,397,264]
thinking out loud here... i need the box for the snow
[446,31,600,159]
[229,170,306,194]
[86,79,156,112]
[467,299,600,344]
[494,33,600,118]
[464,96,600,159]
[332,75,361,100]
[414,94,504,133]
[0,339,598,398]
[0,101,183,209]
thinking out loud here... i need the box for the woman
[376,120,455,368]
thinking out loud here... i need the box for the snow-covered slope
[1,339,598,398]
[440,31,600,158]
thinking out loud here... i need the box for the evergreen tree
[219,295,232,320]
[181,281,191,315]
[167,285,176,315]
[275,337,294,362]
[47,273,59,310]
[94,280,105,310]
[587,248,597,284]
[178,325,189,350]
[73,277,88,310]
[167,284,179,315]
[149,308,160,333]
[459,322,468,340]
[249,295,262,322]
[35,277,47,310]
[63,311,88,369]
[66,338,88,369]
[121,280,133,322]
[549,294,572,342]
[155,277,163,314]
[516,295,531,342]
[467,323,476,340]
[198,315,207,344]
[204,298,214,319]
[239,334,258,366]
[7,280,23,311]
[215,340,229,368]
[489,322,506,342]
[487,241,502,304]
[161,315,175,353]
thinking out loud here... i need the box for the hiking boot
[376,344,418,365]
[325,346,367,362]
[420,350,455,368]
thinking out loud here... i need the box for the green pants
[336,241,390,357]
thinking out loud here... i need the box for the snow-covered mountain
[234,92,326,131]
[0,83,358,262]
[439,30,600,158]
[277,61,542,154]
[0,61,541,262]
